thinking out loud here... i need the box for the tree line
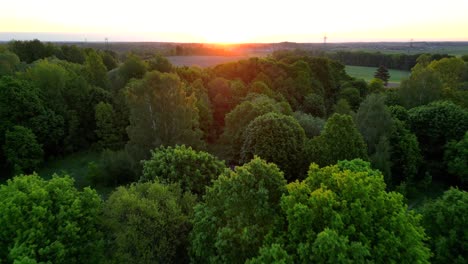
[0,40,467,263]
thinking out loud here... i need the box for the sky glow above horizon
[1,0,468,43]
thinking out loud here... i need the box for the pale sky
[1,0,468,43]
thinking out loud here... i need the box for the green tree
[186,79,214,140]
[302,93,326,117]
[3,126,43,174]
[355,93,393,154]
[0,174,103,263]
[420,188,467,264]
[306,114,367,167]
[84,50,109,88]
[241,112,306,180]
[24,58,69,115]
[374,65,390,86]
[338,87,361,110]
[292,111,325,138]
[95,102,123,149]
[103,181,195,264]
[125,71,204,162]
[333,98,353,115]
[368,78,385,93]
[399,69,443,108]
[388,119,422,185]
[141,145,226,196]
[428,57,465,89]
[408,101,468,178]
[147,54,173,73]
[0,50,20,76]
[221,94,291,162]
[444,131,468,184]
[190,157,287,264]
[118,54,147,83]
[274,159,430,263]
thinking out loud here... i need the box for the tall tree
[125,71,204,162]
[355,93,393,154]
[374,65,390,86]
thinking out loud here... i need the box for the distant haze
[1,0,468,43]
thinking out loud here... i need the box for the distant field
[167,55,258,68]
[345,65,410,84]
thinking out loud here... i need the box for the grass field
[345,65,410,84]
[167,55,256,68]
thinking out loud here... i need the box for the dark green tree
[444,131,468,184]
[221,94,291,162]
[241,112,306,180]
[408,101,468,178]
[420,188,467,264]
[0,174,103,263]
[84,50,109,88]
[374,65,390,86]
[103,181,196,264]
[141,145,227,196]
[95,102,123,149]
[125,71,204,162]
[190,157,287,264]
[118,54,147,83]
[355,94,393,154]
[0,50,20,76]
[306,114,367,167]
[3,126,43,175]
[399,69,443,108]
[302,93,326,117]
[292,111,325,138]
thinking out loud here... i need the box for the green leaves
[0,174,103,263]
[103,181,196,264]
[141,145,226,196]
[190,157,287,263]
[241,112,306,180]
[276,160,430,263]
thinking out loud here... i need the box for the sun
[197,29,253,44]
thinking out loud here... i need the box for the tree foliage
[222,94,292,162]
[125,71,204,162]
[3,125,43,174]
[272,159,430,263]
[141,145,226,196]
[374,65,390,85]
[241,112,306,179]
[420,188,467,264]
[444,131,468,184]
[0,174,103,263]
[103,181,196,264]
[306,114,367,167]
[190,157,287,264]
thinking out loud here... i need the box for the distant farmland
[167,55,257,68]
[345,65,410,85]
